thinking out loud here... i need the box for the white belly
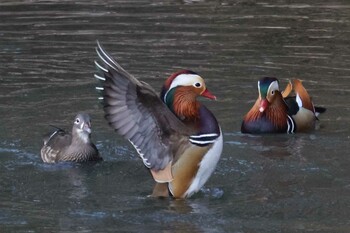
[184,129,223,198]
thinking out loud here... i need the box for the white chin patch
[78,129,89,143]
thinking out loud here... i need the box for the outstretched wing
[94,41,190,178]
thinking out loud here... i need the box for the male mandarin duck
[94,42,223,198]
[41,113,102,163]
[241,77,326,134]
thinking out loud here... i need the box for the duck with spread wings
[94,42,223,198]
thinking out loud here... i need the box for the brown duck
[41,113,102,163]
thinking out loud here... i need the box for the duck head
[73,113,92,143]
[258,77,280,113]
[160,70,216,120]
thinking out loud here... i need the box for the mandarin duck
[41,113,102,163]
[94,42,223,198]
[241,77,326,134]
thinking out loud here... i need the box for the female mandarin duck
[41,113,102,163]
[94,42,223,198]
[241,77,326,134]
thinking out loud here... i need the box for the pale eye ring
[271,90,275,95]
[194,82,201,88]
[75,118,80,124]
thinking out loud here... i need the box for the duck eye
[75,118,80,124]
[194,82,201,88]
[271,90,275,95]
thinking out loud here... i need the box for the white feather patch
[94,60,108,73]
[183,128,223,198]
[94,74,106,81]
[128,139,151,167]
[296,94,302,107]
[189,133,218,138]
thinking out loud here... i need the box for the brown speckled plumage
[41,113,102,163]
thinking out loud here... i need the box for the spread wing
[94,41,190,175]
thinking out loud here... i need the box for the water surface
[1,0,350,232]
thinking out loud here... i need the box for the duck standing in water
[41,113,101,163]
[241,77,326,134]
[94,42,223,198]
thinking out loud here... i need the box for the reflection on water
[1,0,350,232]
[238,133,312,159]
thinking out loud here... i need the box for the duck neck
[72,128,91,145]
[246,96,288,130]
[164,87,200,122]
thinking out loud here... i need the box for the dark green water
[1,0,350,232]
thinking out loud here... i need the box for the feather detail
[150,162,173,183]
[161,70,198,98]
[41,113,101,163]
[242,77,325,134]
[243,98,262,123]
[292,79,315,113]
[282,81,293,98]
[94,42,222,198]
[266,96,289,130]
[172,86,200,121]
[170,145,210,197]
[243,92,289,132]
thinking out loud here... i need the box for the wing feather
[41,129,71,163]
[95,41,191,171]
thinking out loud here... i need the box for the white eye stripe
[169,74,203,90]
[164,73,205,102]
[268,81,279,95]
